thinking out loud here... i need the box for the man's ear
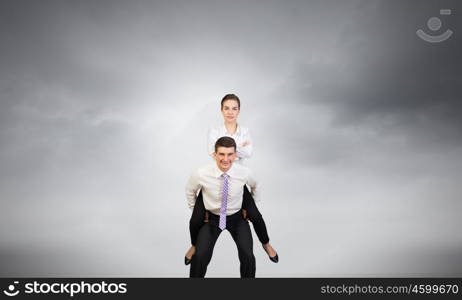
[213,152,217,159]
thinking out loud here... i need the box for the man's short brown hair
[214,136,237,152]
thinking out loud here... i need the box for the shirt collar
[212,163,236,178]
[222,124,240,136]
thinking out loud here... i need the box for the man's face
[214,146,236,172]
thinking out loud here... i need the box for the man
[186,136,258,277]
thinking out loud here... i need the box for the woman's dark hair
[214,136,237,152]
[221,94,240,109]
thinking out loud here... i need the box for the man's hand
[242,209,249,220]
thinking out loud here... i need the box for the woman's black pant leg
[242,185,270,244]
[189,190,206,246]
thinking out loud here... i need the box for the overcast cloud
[1,0,461,277]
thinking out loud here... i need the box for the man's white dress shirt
[207,124,253,164]
[186,163,259,215]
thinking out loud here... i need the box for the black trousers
[189,186,270,245]
[189,210,256,278]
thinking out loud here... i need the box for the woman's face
[221,100,240,122]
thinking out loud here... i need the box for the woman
[185,93,278,265]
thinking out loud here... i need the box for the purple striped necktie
[219,173,229,230]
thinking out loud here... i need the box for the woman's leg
[242,186,278,261]
[185,190,207,263]
[242,185,270,244]
[189,190,206,246]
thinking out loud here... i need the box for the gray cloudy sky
[1,0,461,277]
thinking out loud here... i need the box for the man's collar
[213,163,236,178]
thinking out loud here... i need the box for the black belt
[206,209,244,226]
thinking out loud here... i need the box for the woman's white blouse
[207,125,253,164]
